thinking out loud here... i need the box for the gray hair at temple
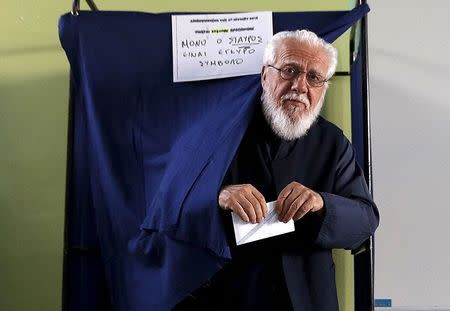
[262,30,338,80]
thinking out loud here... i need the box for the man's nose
[290,72,308,93]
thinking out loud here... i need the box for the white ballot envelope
[232,201,295,245]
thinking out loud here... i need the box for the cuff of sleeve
[315,192,338,248]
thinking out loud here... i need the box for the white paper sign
[232,201,295,245]
[172,12,273,82]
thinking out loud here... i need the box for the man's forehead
[274,39,329,67]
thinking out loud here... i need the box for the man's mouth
[283,99,308,111]
[281,94,311,110]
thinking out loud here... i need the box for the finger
[310,193,324,213]
[279,185,303,220]
[251,187,268,218]
[293,197,314,221]
[243,192,264,223]
[282,191,309,222]
[232,200,250,223]
[238,193,257,224]
[276,185,294,215]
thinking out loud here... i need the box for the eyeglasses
[267,65,328,88]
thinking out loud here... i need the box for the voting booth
[61,1,374,311]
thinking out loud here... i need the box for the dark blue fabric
[60,5,369,311]
[351,51,365,168]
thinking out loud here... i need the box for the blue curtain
[60,5,369,311]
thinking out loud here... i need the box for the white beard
[261,90,325,141]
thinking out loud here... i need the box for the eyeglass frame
[266,64,329,88]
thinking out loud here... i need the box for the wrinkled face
[261,39,330,122]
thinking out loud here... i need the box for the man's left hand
[276,181,324,223]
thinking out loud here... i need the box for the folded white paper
[232,201,295,245]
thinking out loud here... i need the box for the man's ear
[261,65,267,87]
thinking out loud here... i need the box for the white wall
[370,0,450,308]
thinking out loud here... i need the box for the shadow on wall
[0,73,69,311]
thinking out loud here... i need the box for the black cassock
[174,106,379,311]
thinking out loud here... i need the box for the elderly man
[174,30,379,311]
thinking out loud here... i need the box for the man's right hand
[218,184,268,223]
